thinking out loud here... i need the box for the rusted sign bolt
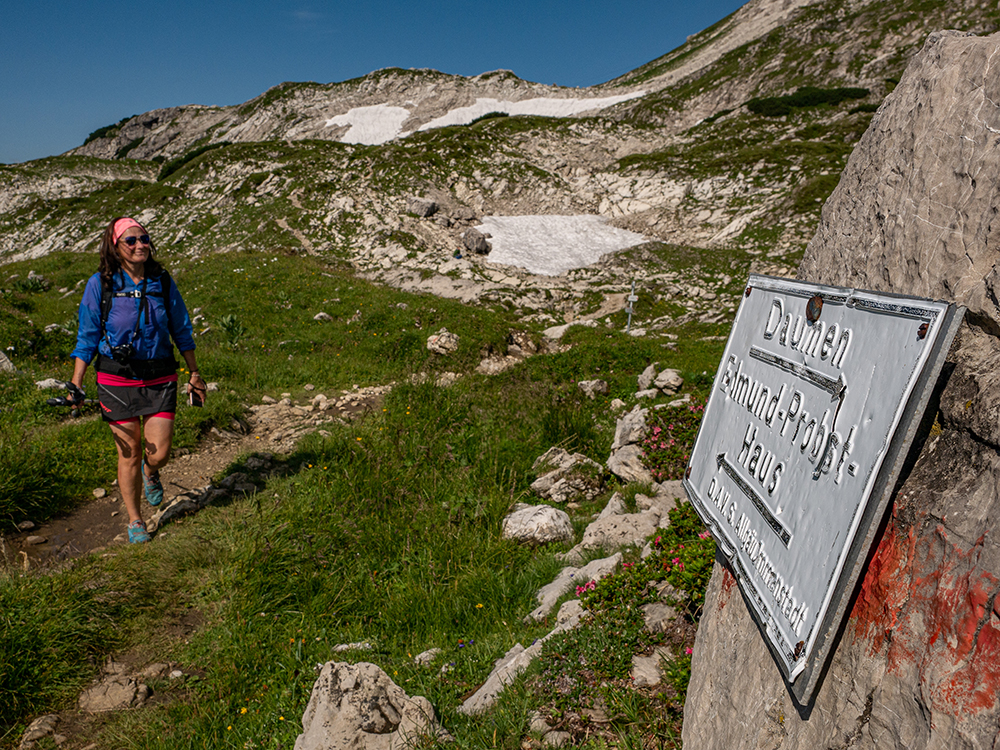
[685,466,692,480]
[745,286,752,297]
[806,295,823,323]
[918,322,929,339]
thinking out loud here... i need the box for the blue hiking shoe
[143,461,164,507]
[128,519,151,544]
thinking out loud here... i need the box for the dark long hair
[98,216,165,288]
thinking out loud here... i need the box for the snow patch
[323,91,645,145]
[418,93,645,132]
[476,215,649,276]
[325,105,411,145]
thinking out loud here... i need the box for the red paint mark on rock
[718,565,736,612]
[851,514,1000,717]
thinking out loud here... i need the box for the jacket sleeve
[70,275,103,363]
[166,277,196,353]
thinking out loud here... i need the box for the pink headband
[112,218,146,245]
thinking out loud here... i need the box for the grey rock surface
[295,662,444,750]
[577,379,609,399]
[570,509,661,555]
[685,30,1000,750]
[606,444,653,484]
[652,368,683,395]
[501,504,574,546]
[526,552,622,622]
[426,328,459,354]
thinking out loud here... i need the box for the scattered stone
[78,665,150,713]
[606,444,654,485]
[597,491,627,520]
[526,553,621,622]
[427,328,460,354]
[18,713,59,750]
[631,647,674,688]
[34,378,65,390]
[653,368,683,395]
[0,350,15,374]
[502,504,574,546]
[17,520,35,531]
[578,379,609,399]
[634,388,660,400]
[565,510,661,558]
[610,398,626,411]
[140,663,170,679]
[542,319,597,340]
[332,641,373,653]
[544,731,573,747]
[459,642,542,715]
[637,363,659,391]
[295,661,447,750]
[414,648,441,666]
[462,228,491,254]
[93,488,107,499]
[641,602,678,632]
[531,447,604,503]
[261,395,277,404]
[25,535,46,545]
[406,196,438,217]
[313,312,332,322]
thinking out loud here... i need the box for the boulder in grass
[295,662,447,750]
[501,504,574,546]
[426,328,459,354]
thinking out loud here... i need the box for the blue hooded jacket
[71,270,196,365]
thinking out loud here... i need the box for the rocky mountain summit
[4,0,997,338]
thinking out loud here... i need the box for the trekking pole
[45,381,95,418]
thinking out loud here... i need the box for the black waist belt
[96,354,178,381]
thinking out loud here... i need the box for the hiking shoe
[128,519,151,544]
[143,461,164,507]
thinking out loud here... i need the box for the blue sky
[0,1,746,165]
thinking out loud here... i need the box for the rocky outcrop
[684,30,1000,750]
[295,662,446,750]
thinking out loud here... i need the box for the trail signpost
[682,274,964,704]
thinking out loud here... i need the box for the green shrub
[157,142,231,181]
[745,86,870,117]
[82,115,135,145]
[641,398,705,482]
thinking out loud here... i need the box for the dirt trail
[3,389,383,573]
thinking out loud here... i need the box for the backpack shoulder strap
[99,275,113,337]
[157,271,175,333]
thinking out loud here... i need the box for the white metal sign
[683,274,963,703]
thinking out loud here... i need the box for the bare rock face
[295,662,444,750]
[685,30,1000,750]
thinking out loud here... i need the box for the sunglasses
[121,235,151,247]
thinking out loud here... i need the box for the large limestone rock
[684,30,1000,750]
[501,503,574,546]
[295,662,443,750]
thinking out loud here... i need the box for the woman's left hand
[188,372,208,405]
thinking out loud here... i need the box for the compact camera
[110,343,135,363]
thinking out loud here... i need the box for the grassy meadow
[0,244,729,748]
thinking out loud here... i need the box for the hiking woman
[68,217,206,543]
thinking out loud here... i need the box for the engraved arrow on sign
[716,452,792,547]
[749,346,847,398]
